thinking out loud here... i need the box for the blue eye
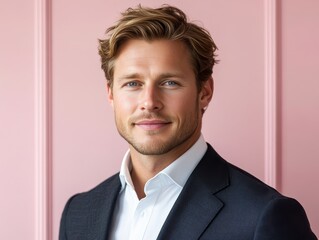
[165,81,177,86]
[126,81,139,87]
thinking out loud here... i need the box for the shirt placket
[129,181,161,240]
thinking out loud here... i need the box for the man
[59,5,317,240]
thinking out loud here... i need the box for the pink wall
[0,0,318,239]
[0,0,35,239]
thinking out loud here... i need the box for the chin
[131,140,173,156]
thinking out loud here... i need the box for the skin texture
[107,39,213,198]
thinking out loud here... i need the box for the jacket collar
[157,144,230,240]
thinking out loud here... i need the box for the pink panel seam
[34,0,52,239]
[264,0,278,189]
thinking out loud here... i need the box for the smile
[134,120,171,131]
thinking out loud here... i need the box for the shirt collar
[119,134,207,191]
[119,150,134,191]
[160,135,207,187]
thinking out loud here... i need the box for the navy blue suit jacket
[59,144,317,239]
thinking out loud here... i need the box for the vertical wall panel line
[34,0,52,239]
[264,0,278,189]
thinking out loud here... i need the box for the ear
[199,77,214,111]
[106,83,114,107]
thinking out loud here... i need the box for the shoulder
[204,145,316,239]
[59,173,121,238]
[65,172,121,208]
[204,144,281,200]
[60,173,121,222]
[254,196,317,239]
[227,160,280,199]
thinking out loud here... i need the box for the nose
[139,85,163,111]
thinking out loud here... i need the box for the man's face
[108,39,212,156]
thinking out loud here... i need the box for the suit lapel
[87,175,121,240]
[157,144,230,240]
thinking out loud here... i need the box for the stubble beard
[114,103,201,156]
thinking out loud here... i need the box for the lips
[134,119,171,131]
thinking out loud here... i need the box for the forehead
[113,39,194,77]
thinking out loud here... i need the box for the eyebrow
[158,73,183,79]
[118,73,142,81]
[117,72,184,82]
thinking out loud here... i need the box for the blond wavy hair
[98,5,218,89]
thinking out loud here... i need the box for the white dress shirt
[109,135,207,240]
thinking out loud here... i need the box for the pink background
[1,0,318,239]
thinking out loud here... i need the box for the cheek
[169,94,199,116]
[113,94,137,113]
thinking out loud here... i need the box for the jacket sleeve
[254,197,317,240]
[59,195,78,240]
